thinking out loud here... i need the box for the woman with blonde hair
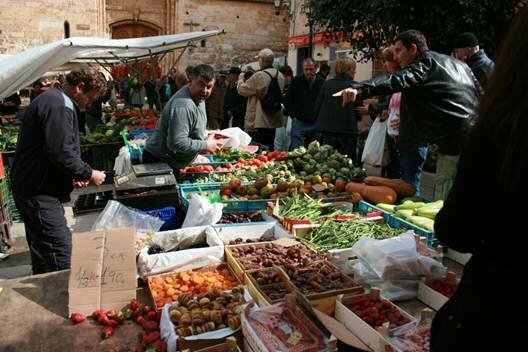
[314,57,363,162]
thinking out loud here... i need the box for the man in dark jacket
[339,30,479,197]
[223,66,246,130]
[453,32,494,89]
[285,58,324,149]
[10,69,107,274]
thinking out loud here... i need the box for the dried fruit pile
[168,287,245,336]
[148,267,238,309]
[284,261,360,295]
[229,242,328,271]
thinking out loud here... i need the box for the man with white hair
[237,48,285,150]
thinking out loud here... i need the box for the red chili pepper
[70,313,86,324]
[101,326,114,340]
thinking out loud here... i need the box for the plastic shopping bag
[182,195,224,228]
[91,200,164,233]
[217,127,252,149]
[113,146,133,176]
[361,118,387,166]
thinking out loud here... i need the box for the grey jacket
[145,86,207,169]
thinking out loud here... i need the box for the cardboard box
[68,228,137,316]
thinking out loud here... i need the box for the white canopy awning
[0,30,223,99]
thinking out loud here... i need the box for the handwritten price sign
[68,228,137,315]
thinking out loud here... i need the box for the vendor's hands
[206,134,224,152]
[73,180,89,188]
[340,88,358,107]
[238,72,245,81]
[89,170,106,186]
[390,116,400,131]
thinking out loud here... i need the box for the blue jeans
[289,120,320,150]
[400,146,428,196]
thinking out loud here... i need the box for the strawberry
[142,320,159,332]
[70,313,86,324]
[142,331,160,344]
[101,326,114,340]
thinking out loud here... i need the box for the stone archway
[111,21,160,39]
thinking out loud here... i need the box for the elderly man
[237,48,284,150]
[11,69,107,274]
[453,32,495,88]
[339,30,479,198]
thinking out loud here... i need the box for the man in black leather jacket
[339,30,479,197]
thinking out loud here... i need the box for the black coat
[314,74,361,134]
[356,51,479,154]
[284,74,324,123]
[431,118,528,351]
[466,49,494,88]
[10,86,92,198]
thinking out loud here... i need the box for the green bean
[299,220,406,251]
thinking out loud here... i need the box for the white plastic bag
[217,127,252,149]
[91,200,164,233]
[137,226,224,277]
[351,231,447,300]
[182,195,223,228]
[113,146,133,176]
[361,117,387,166]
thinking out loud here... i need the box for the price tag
[155,177,165,185]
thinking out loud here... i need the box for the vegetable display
[377,199,444,232]
[0,125,19,151]
[278,195,353,222]
[299,220,406,251]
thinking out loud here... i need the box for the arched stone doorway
[111,21,160,39]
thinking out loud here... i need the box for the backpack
[260,70,282,112]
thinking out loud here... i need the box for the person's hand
[206,134,224,152]
[340,88,358,107]
[73,180,89,188]
[379,110,389,121]
[354,104,369,117]
[89,170,106,186]
[390,116,400,131]
[238,72,245,81]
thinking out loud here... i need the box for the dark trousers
[13,193,72,274]
[320,132,358,164]
[382,135,402,179]
[256,128,276,151]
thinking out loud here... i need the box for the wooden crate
[335,289,416,352]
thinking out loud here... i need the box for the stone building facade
[0,0,289,71]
